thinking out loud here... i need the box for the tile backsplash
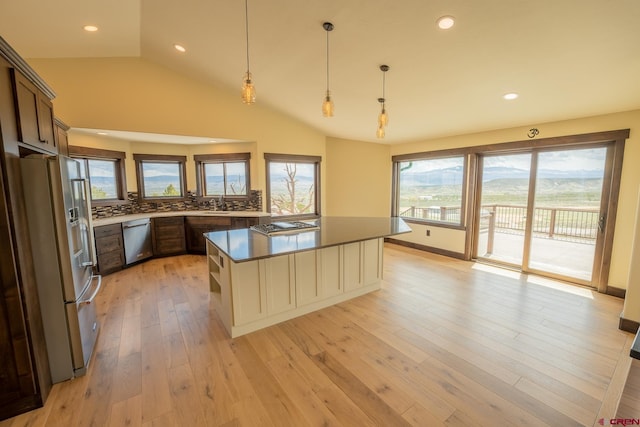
[92,190,263,219]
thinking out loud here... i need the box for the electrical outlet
[426,229,431,236]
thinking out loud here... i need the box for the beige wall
[27,56,640,321]
[325,137,391,217]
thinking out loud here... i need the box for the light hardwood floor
[1,243,635,426]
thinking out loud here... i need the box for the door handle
[598,214,606,233]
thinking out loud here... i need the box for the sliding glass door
[526,147,607,281]
[476,153,531,267]
[475,145,611,286]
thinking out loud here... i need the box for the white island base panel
[207,238,384,338]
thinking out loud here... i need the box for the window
[392,153,467,226]
[265,153,321,218]
[69,145,127,205]
[133,154,187,200]
[194,153,250,197]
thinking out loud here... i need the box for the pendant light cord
[326,29,330,91]
[245,0,250,73]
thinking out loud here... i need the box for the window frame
[133,153,187,202]
[68,145,128,206]
[264,152,321,219]
[392,148,470,229]
[194,152,251,199]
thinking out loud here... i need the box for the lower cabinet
[94,223,125,274]
[152,217,186,256]
[208,238,384,337]
[185,217,232,253]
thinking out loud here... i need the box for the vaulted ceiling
[1,0,639,144]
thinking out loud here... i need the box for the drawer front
[94,223,122,238]
[155,238,186,254]
[186,217,232,227]
[155,224,185,238]
[154,217,184,226]
[96,234,124,255]
[97,249,125,272]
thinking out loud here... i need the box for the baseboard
[385,238,465,260]
[619,316,640,334]
[607,286,626,299]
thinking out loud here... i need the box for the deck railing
[400,204,600,244]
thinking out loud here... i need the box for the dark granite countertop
[204,216,411,262]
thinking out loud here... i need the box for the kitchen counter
[204,216,410,337]
[93,210,270,226]
[203,216,410,263]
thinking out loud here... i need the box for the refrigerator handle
[72,178,97,266]
[79,275,102,305]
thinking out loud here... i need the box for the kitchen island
[204,216,410,337]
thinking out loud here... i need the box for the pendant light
[322,22,334,117]
[376,65,390,138]
[241,0,255,104]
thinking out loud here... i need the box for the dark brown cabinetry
[94,224,125,274]
[54,118,69,156]
[185,216,233,253]
[152,217,186,256]
[1,37,58,420]
[11,69,56,154]
[231,216,260,230]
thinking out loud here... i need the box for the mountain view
[400,166,604,208]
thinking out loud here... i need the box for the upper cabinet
[54,118,69,156]
[11,69,56,154]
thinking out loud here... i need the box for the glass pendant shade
[322,91,334,117]
[375,65,390,138]
[241,72,255,104]
[378,107,388,127]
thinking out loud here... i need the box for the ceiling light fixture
[241,0,255,104]
[503,92,519,100]
[437,16,455,30]
[83,25,98,32]
[321,22,334,117]
[376,64,390,139]
[174,44,186,53]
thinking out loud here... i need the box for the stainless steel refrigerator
[21,155,102,383]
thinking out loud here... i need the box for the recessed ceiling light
[437,16,455,30]
[83,25,99,32]
[503,93,519,100]
[174,44,186,53]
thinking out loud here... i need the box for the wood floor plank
[108,395,142,427]
[166,364,207,426]
[75,345,119,427]
[312,351,411,426]
[230,336,310,426]
[266,355,343,426]
[141,326,173,423]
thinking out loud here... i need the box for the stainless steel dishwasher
[122,218,153,265]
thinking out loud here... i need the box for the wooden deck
[478,230,596,281]
[0,243,634,426]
